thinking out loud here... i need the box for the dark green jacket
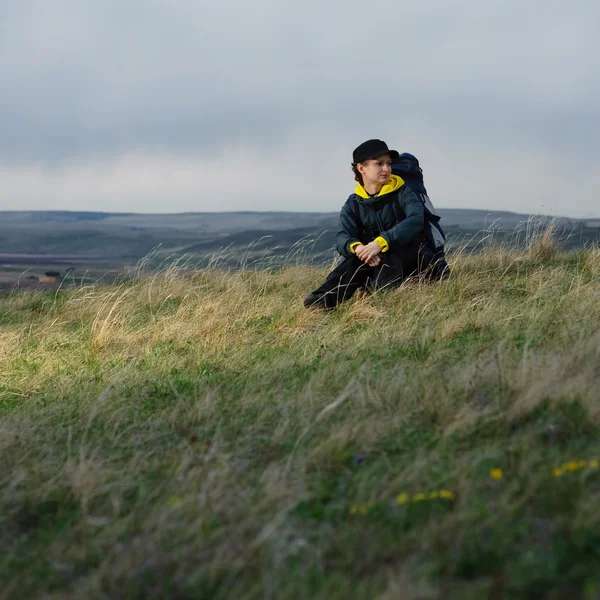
[335,175,425,258]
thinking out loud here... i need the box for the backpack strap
[352,197,363,231]
[392,195,404,224]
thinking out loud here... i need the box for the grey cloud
[1,0,598,165]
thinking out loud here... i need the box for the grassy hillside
[1,243,600,599]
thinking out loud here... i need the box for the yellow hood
[354,174,404,199]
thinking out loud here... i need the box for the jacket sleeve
[379,187,424,249]
[335,198,362,257]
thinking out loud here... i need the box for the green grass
[1,246,600,599]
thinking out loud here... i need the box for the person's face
[357,154,392,185]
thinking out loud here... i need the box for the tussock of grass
[1,246,600,599]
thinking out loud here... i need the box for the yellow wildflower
[552,467,563,477]
[566,461,579,471]
[168,496,182,507]
[589,460,599,469]
[490,468,503,480]
[396,493,409,505]
[429,491,440,499]
[577,460,587,469]
[439,490,455,500]
[413,493,427,502]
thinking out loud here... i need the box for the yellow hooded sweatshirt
[349,174,405,254]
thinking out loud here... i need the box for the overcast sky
[1,0,598,216]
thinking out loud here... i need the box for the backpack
[353,152,449,279]
[391,153,447,255]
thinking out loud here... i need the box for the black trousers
[310,252,418,309]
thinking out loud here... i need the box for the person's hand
[355,241,383,267]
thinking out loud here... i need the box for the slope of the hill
[1,245,600,599]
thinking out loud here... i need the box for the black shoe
[303,293,327,309]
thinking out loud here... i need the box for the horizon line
[0,208,598,219]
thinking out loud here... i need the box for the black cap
[352,139,399,165]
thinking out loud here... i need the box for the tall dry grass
[1,240,600,599]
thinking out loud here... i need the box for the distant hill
[2,208,594,232]
[0,209,597,263]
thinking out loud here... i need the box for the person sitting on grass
[304,138,443,310]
